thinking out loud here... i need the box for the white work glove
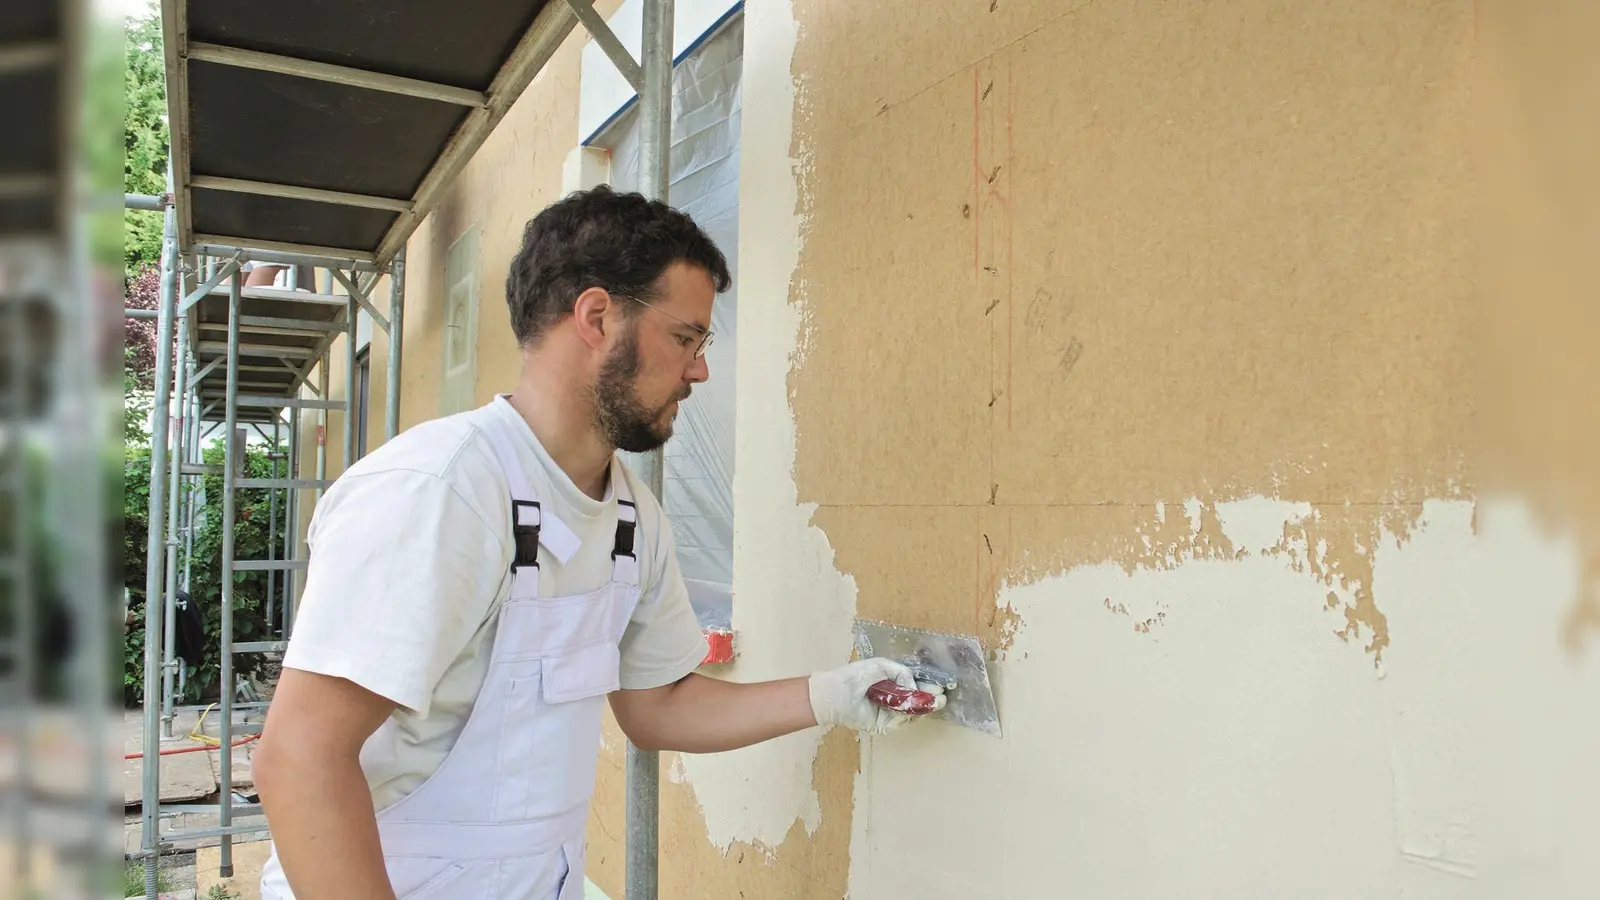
[808,657,948,736]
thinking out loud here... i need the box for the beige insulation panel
[794,0,1477,661]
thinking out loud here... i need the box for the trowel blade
[852,619,1002,738]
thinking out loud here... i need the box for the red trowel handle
[865,679,940,715]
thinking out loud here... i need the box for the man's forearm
[256,743,396,899]
[621,673,817,753]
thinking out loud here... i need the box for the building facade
[289,1,1600,896]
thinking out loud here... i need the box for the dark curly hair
[504,185,732,346]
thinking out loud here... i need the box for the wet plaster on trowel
[667,0,859,861]
[847,496,1600,898]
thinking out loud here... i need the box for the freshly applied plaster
[847,496,1599,898]
[669,0,859,854]
[1214,497,1314,556]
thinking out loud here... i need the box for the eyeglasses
[618,293,713,359]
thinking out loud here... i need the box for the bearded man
[252,186,942,900]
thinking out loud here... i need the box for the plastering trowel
[853,619,1002,738]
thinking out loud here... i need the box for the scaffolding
[130,1,680,898]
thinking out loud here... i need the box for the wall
[280,0,1600,896]
[662,0,1600,898]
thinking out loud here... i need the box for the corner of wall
[563,145,613,193]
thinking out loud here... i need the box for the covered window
[585,8,743,639]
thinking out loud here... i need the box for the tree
[123,4,175,400]
[123,434,279,707]
[123,264,163,390]
[124,3,168,282]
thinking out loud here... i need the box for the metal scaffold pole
[387,249,406,440]
[139,175,180,896]
[317,348,328,502]
[160,304,188,739]
[345,290,357,468]
[283,405,299,636]
[218,270,242,878]
[182,335,199,599]
[627,1,674,897]
[266,416,279,631]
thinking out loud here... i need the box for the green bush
[123,431,287,707]
[121,861,175,897]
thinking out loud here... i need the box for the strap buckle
[511,499,541,571]
[613,499,637,560]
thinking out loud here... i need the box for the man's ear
[571,287,615,351]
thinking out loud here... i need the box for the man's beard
[593,323,687,453]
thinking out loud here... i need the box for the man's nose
[686,352,710,383]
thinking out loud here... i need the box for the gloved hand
[808,657,948,735]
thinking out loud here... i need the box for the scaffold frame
[128,2,680,898]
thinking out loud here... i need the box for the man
[253,186,944,900]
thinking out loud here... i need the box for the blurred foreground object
[2,0,125,897]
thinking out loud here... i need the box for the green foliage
[123,432,283,707]
[124,265,165,390]
[84,5,130,278]
[124,346,154,442]
[123,4,169,281]
[122,861,175,897]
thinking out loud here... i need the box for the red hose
[124,733,260,760]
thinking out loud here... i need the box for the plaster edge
[670,0,859,853]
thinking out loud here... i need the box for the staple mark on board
[1058,337,1084,376]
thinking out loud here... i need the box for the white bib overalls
[287,410,641,900]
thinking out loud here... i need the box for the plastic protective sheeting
[598,14,742,635]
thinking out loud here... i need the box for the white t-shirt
[277,395,708,809]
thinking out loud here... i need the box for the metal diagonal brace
[565,0,643,91]
[330,268,389,334]
[283,325,350,399]
[187,355,223,391]
[280,357,319,396]
[190,174,413,214]
[186,42,488,108]
[178,253,244,315]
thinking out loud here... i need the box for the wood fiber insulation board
[1474,0,1600,643]
[777,0,1495,890]
[778,1,1600,889]
[791,0,1477,663]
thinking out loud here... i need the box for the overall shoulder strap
[478,414,542,574]
[610,459,639,586]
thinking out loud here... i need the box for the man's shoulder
[316,407,513,535]
[341,406,505,487]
